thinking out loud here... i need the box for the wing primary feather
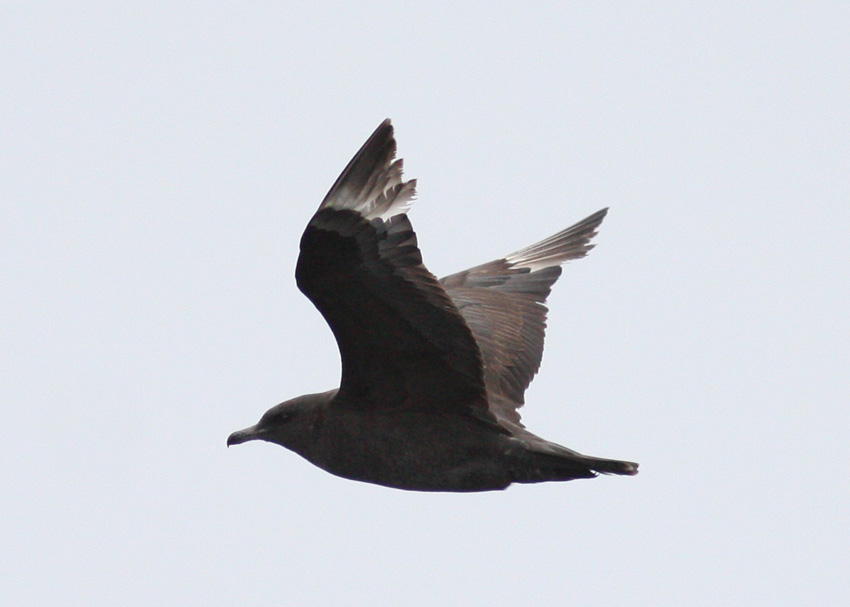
[318,119,416,221]
[504,207,608,271]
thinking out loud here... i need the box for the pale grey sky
[3,3,848,605]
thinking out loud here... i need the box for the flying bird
[228,119,637,492]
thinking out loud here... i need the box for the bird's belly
[307,412,515,492]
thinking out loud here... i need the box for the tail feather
[582,454,639,476]
[515,443,639,484]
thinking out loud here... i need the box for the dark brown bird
[227,119,638,492]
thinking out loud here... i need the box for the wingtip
[317,119,416,221]
[502,207,611,271]
[374,117,394,139]
[367,118,394,150]
[363,118,396,159]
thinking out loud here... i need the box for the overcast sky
[3,3,848,606]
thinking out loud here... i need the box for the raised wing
[295,120,495,424]
[441,208,608,430]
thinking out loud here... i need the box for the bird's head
[227,391,333,451]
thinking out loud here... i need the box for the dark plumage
[227,119,638,492]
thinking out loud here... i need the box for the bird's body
[267,391,518,492]
[228,120,638,492]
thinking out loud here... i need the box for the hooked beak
[227,424,262,447]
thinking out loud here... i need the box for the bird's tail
[514,443,638,484]
[579,454,639,476]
